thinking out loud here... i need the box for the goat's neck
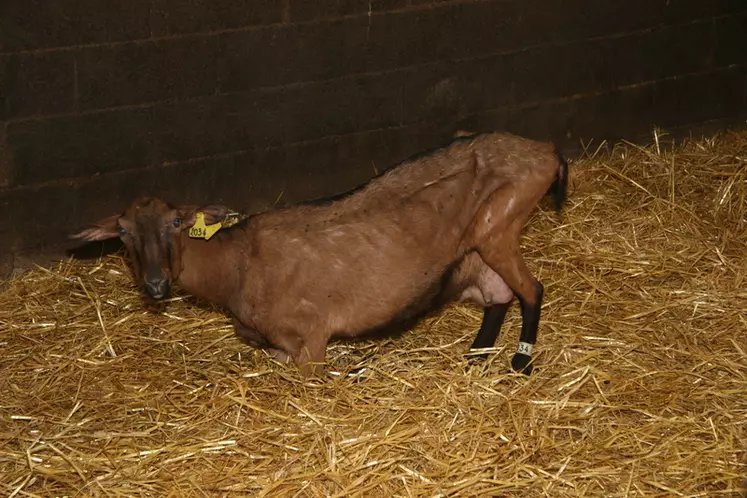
[175,233,241,307]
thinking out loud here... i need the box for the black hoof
[511,353,533,375]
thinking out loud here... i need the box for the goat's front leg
[232,317,291,364]
[264,348,292,364]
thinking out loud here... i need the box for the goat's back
[233,132,560,339]
[257,132,556,226]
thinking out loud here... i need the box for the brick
[663,65,747,126]
[712,13,747,68]
[274,139,366,204]
[0,0,150,52]
[329,122,450,178]
[274,133,380,203]
[153,72,402,163]
[517,0,746,46]
[517,0,656,45]
[410,0,458,4]
[604,21,715,88]
[373,0,409,11]
[7,108,154,187]
[402,58,510,125]
[288,0,407,22]
[364,2,521,74]
[145,156,241,207]
[0,52,75,120]
[0,59,6,121]
[151,97,237,164]
[0,124,10,187]
[224,150,292,212]
[659,0,746,25]
[0,88,5,122]
[218,17,370,91]
[151,0,283,36]
[0,253,12,278]
[219,2,522,91]
[77,38,217,110]
[276,73,403,141]
[509,41,612,106]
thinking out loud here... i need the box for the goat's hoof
[511,353,533,375]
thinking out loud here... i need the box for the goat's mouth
[144,278,171,300]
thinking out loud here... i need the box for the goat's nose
[145,278,169,299]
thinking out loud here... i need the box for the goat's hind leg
[468,303,510,362]
[450,253,514,363]
[476,241,543,375]
[510,278,543,375]
[462,253,514,361]
[466,261,515,362]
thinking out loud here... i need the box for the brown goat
[72,131,568,376]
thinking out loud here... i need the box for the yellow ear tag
[188,212,222,240]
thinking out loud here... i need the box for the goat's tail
[548,147,569,213]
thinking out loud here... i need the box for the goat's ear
[177,206,198,227]
[198,205,229,225]
[70,214,121,242]
[178,205,228,227]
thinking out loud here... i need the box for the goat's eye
[173,218,182,228]
[118,227,127,236]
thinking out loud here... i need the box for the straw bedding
[1,130,746,497]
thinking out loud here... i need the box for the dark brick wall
[1,0,746,272]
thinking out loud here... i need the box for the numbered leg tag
[516,342,533,357]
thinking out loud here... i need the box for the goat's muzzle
[145,278,170,300]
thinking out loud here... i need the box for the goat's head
[72,197,229,300]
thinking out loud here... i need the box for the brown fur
[72,131,567,375]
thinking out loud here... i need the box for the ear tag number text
[188,212,222,240]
